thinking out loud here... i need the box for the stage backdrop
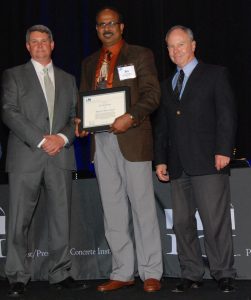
[0,167,251,280]
[2,0,251,171]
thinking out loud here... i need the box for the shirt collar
[31,59,53,73]
[177,58,198,78]
[102,39,125,56]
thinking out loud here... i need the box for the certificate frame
[79,86,130,132]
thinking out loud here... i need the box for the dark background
[1,0,251,172]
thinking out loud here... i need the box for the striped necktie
[174,69,184,99]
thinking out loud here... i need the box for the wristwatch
[128,113,137,127]
[129,114,134,120]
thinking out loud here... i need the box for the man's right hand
[156,164,170,182]
[75,118,89,137]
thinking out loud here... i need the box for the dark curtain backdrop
[1,0,251,172]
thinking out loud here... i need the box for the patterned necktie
[43,68,55,131]
[174,69,185,99]
[97,50,112,89]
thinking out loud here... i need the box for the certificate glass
[79,86,130,132]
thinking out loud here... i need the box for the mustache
[103,31,113,36]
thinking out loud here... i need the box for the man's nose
[37,41,44,47]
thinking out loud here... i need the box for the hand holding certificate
[79,87,130,132]
[110,113,135,134]
[75,117,89,137]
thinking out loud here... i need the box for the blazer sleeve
[153,80,169,165]
[57,74,77,146]
[214,67,237,157]
[1,69,45,150]
[128,48,160,123]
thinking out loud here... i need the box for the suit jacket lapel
[24,61,48,110]
[53,66,60,124]
[53,66,66,130]
[179,62,202,101]
[167,71,177,102]
[90,52,100,89]
[84,51,100,89]
[113,43,129,86]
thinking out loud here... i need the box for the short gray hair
[26,25,53,42]
[165,25,194,42]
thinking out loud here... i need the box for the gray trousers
[5,162,72,284]
[171,172,236,281]
[94,133,163,281]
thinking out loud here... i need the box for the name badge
[117,64,136,81]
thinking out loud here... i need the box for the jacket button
[176,110,181,115]
[46,117,49,121]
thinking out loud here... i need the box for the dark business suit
[1,61,77,284]
[80,42,163,281]
[154,62,236,280]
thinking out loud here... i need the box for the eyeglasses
[96,21,120,29]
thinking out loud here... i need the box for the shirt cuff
[57,133,69,146]
[37,138,46,148]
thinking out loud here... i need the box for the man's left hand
[110,113,134,134]
[42,135,65,156]
[215,154,230,171]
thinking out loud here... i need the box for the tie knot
[43,68,49,75]
[104,50,112,62]
[179,69,184,79]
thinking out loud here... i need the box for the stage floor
[0,278,250,300]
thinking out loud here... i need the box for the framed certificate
[79,86,130,132]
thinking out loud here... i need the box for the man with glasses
[76,6,163,292]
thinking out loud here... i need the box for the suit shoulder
[122,44,155,65]
[198,62,227,73]
[3,63,27,75]
[80,51,99,77]
[127,44,150,51]
[126,44,153,55]
[54,66,75,80]
[81,50,99,65]
[195,62,233,90]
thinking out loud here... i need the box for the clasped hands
[75,113,134,137]
[42,135,65,156]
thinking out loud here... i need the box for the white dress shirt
[31,59,68,147]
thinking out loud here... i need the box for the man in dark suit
[76,7,163,292]
[1,25,86,297]
[154,25,236,293]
